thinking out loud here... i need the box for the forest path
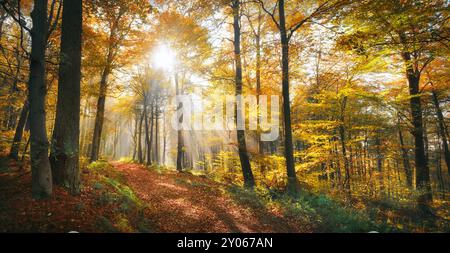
[112,162,310,232]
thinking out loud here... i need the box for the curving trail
[112,162,310,233]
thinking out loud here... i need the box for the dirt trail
[112,162,310,233]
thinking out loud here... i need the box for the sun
[151,44,177,71]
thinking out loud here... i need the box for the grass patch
[88,160,150,231]
[101,177,141,206]
[226,185,394,233]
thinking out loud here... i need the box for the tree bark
[232,0,255,189]
[29,0,52,199]
[279,0,298,194]
[49,0,82,195]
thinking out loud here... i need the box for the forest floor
[0,155,448,232]
[0,157,313,232]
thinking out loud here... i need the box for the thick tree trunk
[432,90,450,174]
[29,0,52,199]
[232,0,255,189]
[401,51,432,211]
[49,0,82,194]
[279,0,298,194]
[9,100,29,160]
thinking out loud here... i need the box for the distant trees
[131,67,169,166]
[85,0,151,162]
[255,0,349,194]
[338,0,448,212]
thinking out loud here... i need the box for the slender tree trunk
[431,90,450,174]
[423,108,429,163]
[278,0,298,194]
[144,96,151,166]
[255,9,264,156]
[163,112,166,164]
[29,0,52,199]
[90,65,110,162]
[137,109,144,163]
[339,96,350,191]
[375,131,385,194]
[435,130,446,198]
[155,106,159,164]
[232,0,255,189]
[398,118,412,187]
[149,101,154,165]
[79,98,89,156]
[401,51,432,211]
[9,100,29,160]
[49,0,82,194]
[175,72,184,172]
[132,112,138,160]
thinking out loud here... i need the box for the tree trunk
[137,109,144,163]
[155,106,159,164]
[90,65,109,162]
[163,112,166,164]
[232,0,255,189]
[9,100,29,160]
[29,0,52,199]
[375,131,384,194]
[144,96,151,166]
[279,0,298,194]
[401,51,432,210]
[132,112,138,160]
[398,118,412,187]
[148,101,154,165]
[49,0,82,195]
[432,90,450,174]
[175,72,184,172]
[339,96,350,191]
[255,9,264,155]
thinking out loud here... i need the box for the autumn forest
[0,0,449,233]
